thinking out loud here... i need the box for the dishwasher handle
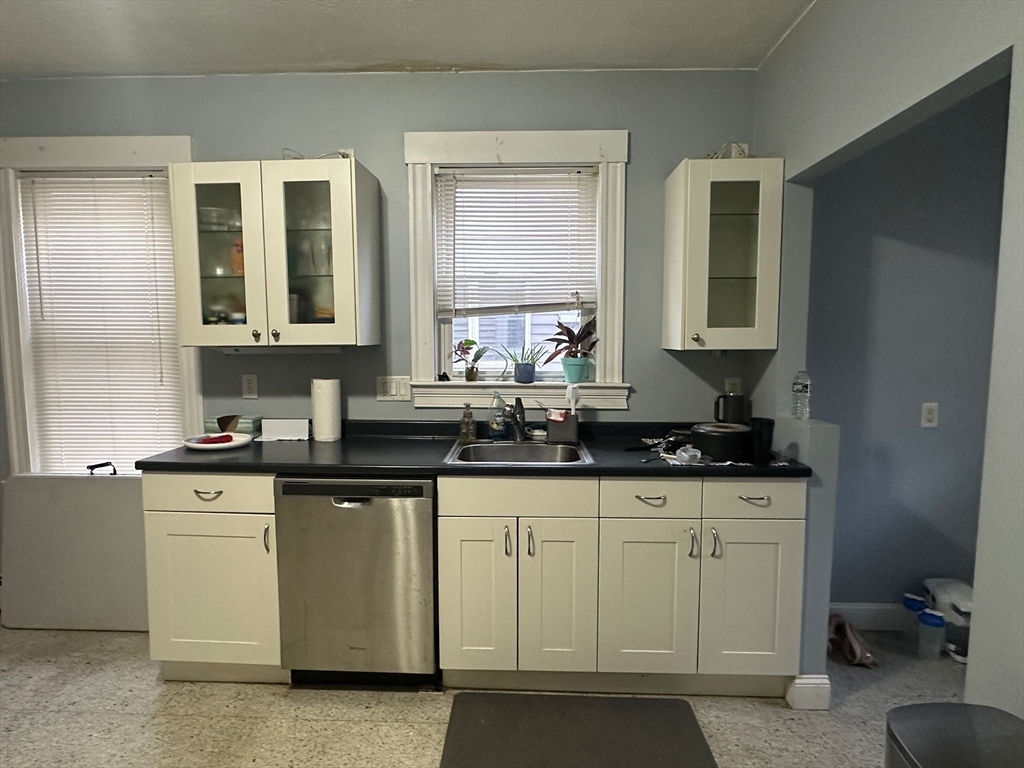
[331,497,372,508]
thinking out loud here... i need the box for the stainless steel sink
[444,441,594,466]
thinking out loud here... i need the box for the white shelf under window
[410,381,631,409]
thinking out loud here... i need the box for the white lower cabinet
[437,517,519,671]
[597,518,701,673]
[518,518,598,672]
[697,518,805,675]
[144,511,280,665]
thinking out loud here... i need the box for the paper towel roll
[311,378,342,442]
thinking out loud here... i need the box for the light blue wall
[809,80,1009,603]
[0,70,755,422]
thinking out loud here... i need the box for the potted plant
[501,343,547,384]
[453,338,490,382]
[545,317,598,383]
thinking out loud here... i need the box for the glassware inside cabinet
[284,180,335,325]
[707,180,759,328]
[195,183,247,325]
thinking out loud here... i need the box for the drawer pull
[263,523,270,553]
[711,527,721,558]
[634,494,667,505]
[688,527,699,558]
[739,495,771,503]
[193,489,224,502]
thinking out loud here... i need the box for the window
[405,130,629,408]
[13,171,183,473]
[437,168,598,379]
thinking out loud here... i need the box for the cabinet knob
[691,333,702,343]
[271,329,281,342]
[252,329,261,342]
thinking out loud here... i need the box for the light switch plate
[724,377,742,394]
[376,376,411,401]
[921,402,939,428]
[242,374,258,400]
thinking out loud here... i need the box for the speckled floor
[0,627,963,768]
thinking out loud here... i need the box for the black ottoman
[885,703,1024,768]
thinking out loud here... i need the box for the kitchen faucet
[502,397,528,442]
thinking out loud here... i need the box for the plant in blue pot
[545,317,598,383]
[501,343,547,384]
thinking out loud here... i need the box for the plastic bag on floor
[828,612,879,667]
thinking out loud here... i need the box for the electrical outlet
[921,402,939,428]
[376,376,411,401]
[724,377,742,394]
[242,374,258,400]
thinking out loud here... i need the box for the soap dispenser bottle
[458,402,476,445]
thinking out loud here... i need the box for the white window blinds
[17,172,183,474]
[434,168,599,318]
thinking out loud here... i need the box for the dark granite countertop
[136,422,811,479]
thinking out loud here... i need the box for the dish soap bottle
[488,391,507,439]
[458,402,476,445]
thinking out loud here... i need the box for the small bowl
[526,427,547,442]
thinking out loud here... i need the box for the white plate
[183,432,253,451]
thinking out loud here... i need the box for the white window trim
[0,136,200,475]
[406,130,629,409]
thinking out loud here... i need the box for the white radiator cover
[1,474,147,630]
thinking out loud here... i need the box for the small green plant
[501,343,547,365]
[453,339,490,367]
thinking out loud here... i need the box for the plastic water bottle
[792,370,811,419]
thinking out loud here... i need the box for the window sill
[410,381,631,410]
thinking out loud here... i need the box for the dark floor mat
[440,691,718,768]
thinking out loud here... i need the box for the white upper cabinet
[171,158,380,347]
[662,158,783,351]
[171,162,269,347]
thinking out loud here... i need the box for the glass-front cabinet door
[680,158,783,350]
[170,162,268,346]
[261,159,357,346]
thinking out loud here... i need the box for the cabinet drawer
[143,473,275,514]
[599,478,701,519]
[438,477,598,518]
[702,479,805,520]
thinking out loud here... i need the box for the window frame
[0,135,200,475]
[405,130,629,409]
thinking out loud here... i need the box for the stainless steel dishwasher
[275,478,435,675]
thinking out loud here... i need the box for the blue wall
[0,70,754,422]
[809,79,1009,603]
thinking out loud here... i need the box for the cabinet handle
[193,489,223,501]
[504,525,512,557]
[689,527,699,558]
[739,495,771,503]
[252,329,261,342]
[527,526,535,557]
[263,523,270,553]
[711,527,721,558]
[691,333,702,343]
[271,329,280,342]
[634,494,667,504]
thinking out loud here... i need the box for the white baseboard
[161,661,290,684]
[786,674,831,710]
[830,602,905,631]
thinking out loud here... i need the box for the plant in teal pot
[545,317,598,383]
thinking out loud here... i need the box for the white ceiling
[0,0,812,79]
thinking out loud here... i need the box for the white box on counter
[257,419,310,441]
